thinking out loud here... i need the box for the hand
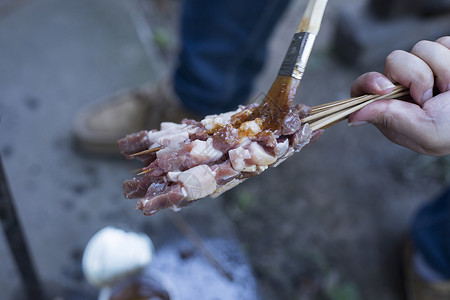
[348,36,450,156]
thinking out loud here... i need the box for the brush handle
[278,0,328,80]
[296,0,328,34]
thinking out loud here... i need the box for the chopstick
[302,85,409,131]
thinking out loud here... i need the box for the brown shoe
[73,79,199,155]
[403,239,450,300]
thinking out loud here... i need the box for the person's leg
[74,0,292,154]
[411,187,450,279]
[175,0,291,116]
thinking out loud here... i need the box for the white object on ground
[82,226,155,288]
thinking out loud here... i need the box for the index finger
[384,49,435,106]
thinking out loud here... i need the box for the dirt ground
[1,0,449,299]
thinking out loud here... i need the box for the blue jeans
[412,187,450,278]
[174,0,292,116]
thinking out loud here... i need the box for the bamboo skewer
[129,146,162,157]
[132,87,410,174]
[304,85,407,122]
[302,85,409,131]
[131,86,409,174]
[308,93,376,114]
[309,87,408,113]
[137,168,153,176]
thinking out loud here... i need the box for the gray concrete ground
[0,0,449,300]
[0,1,256,299]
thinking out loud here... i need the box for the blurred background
[0,0,449,299]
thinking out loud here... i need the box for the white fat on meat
[294,124,312,150]
[238,119,262,137]
[228,146,251,171]
[155,146,175,159]
[160,122,187,131]
[246,142,277,166]
[167,171,181,182]
[201,108,241,131]
[257,165,268,172]
[189,138,223,162]
[242,165,257,172]
[274,139,289,158]
[238,136,252,148]
[177,165,217,200]
[148,123,190,147]
[157,131,189,147]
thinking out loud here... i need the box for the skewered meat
[117,0,335,215]
[119,101,319,216]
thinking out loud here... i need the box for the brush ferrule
[278,32,316,80]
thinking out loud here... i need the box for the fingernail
[348,121,368,127]
[421,89,433,103]
[375,77,395,91]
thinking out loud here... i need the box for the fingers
[384,50,434,105]
[350,72,396,97]
[411,40,450,94]
[350,37,450,101]
[436,36,450,49]
[383,38,450,106]
[348,99,421,131]
[348,99,447,155]
[348,36,450,156]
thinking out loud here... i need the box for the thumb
[348,99,436,153]
[348,99,423,129]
